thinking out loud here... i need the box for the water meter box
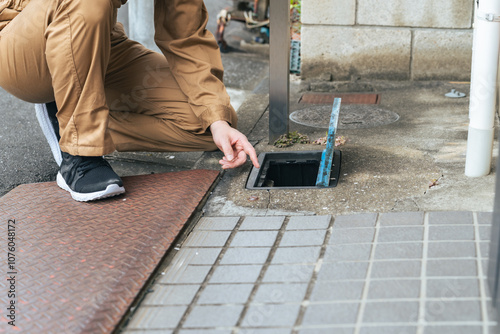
[246,150,342,190]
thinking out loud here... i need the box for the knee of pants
[68,0,116,28]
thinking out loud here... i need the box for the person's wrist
[210,120,229,132]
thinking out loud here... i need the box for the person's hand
[210,120,260,170]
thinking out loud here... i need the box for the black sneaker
[57,152,125,202]
[35,102,62,166]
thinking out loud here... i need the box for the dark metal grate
[0,170,219,334]
[299,93,381,105]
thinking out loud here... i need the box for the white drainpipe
[465,0,500,177]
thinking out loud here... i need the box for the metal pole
[269,0,290,143]
[465,0,500,177]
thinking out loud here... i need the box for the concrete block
[425,300,481,321]
[359,327,417,334]
[310,281,365,301]
[272,246,322,264]
[412,29,473,81]
[302,302,359,325]
[143,285,199,305]
[428,226,474,241]
[183,304,244,327]
[324,244,373,262]
[280,230,327,246]
[427,241,476,258]
[198,284,253,304]
[183,231,231,247]
[375,242,423,260]
[263,264,315,283]
[368,279,420,299]
[220,247,271,264]
[426,259,477,277]
[357,0,473,28]
[174,248,222,265]
[477,212,493,225]
[287,215,331,230]
[370,260,421,278]
[378,227,424,242]
[426,278,479,298]
[127,306,186,329]
[317,262,369,280]
[333,213,378,228]
[329,228,375,244]
[253,283,308,303]
[301,26,411,80]
[302,0,355,25]
[424,326,483,334]
[242,304,301,327]
[239,216,285,230]
[363,301,419,322]
[159,265,211,284]
[379,212,424,226]
[428,211,473,225]
[230,231,279,247]
[209,265,262,283]
[197,217,240,230]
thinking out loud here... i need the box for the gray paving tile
[272,246,321,264]
[302,302,359,325]
[379,212,424,226]
[374,243,423,260]
[428,211,473,225]
[280,230,327,246]
[253,283,308,303]
[317,262,370,280]
[127,306,187,329]
[362,301,419,323]
[159,265,212,284]
[333,213,378,228]
[426,278,479,298]
[197,284,254,304]
[480,242,489,258]
[183,231,232,247]
[310,281,365,301]
[209,265,263,284]
[329,228,375,244]
[298,328,354,334]
[378,227,424,242]
[122,330,174,334]
[143,285,199,305]
[183,304,244,327]
[370,261,421,278]
[360,327,417,334]
[479,225,492,241]
[179,330,232,334]
[477,212,493,225]
[197,217,240,230]
[324,244,372,262]
[263,264,316,283]
[428,225,474,241]
[425,300,481,321]
[426,259,478,277]
[427,241,476,258]
[175,248,222,265]
[240,329,293,334]
[287,215,331,229]
[423,326,483,334]
[220,247,271,265]
[241,304,301,327]
[367,279,420,299]
[230,231,279,247]
[239,216,285,230]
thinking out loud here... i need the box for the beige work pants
[0,0,218,156]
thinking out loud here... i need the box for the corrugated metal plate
[0,170,219,333]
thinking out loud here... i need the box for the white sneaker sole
[35,103,62,166]
[56,172,125,202]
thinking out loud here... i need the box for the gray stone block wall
[302,0,475,81]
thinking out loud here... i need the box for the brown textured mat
[0,170,219,334]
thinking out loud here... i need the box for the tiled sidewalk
[121,212,497,334]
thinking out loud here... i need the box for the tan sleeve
[153,0,237,131]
